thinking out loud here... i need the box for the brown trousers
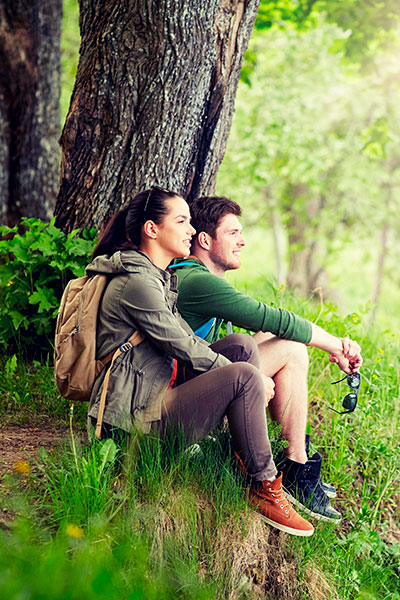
[158,334,277,481]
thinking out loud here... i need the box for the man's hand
[261,374,275,406]
[329,337,362,374]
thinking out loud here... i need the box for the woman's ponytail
[92,207,132,259]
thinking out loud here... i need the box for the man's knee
[288,341,309,370]
[224,333,260,368]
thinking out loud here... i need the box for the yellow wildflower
[277,285,285,292]
[6,281,14,287]
[13,460,31,475]
[377,348,384,355]
[372,374,378,381]
[66,524,85,539]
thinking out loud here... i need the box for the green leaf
[9,310,27,331]
[5,354,17,377]
[99,438,118,464]
[28,287,57,313]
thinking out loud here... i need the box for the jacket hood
[86,250,172,282]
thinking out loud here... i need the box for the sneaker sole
[257,512,314,537]
[283,489,342,523]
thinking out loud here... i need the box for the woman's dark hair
[92,187,182,258]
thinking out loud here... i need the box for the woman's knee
[227,361,265,397]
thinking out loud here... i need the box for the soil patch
[0,423,77,477]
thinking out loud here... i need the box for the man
[171,196,362,522]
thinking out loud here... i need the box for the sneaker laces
[256,481,293,515]
[269,486,293,515]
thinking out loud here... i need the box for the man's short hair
[189,196,242,241]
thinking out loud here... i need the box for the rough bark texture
[0,0,62,226]
[55,0,260,233]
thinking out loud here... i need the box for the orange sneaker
[249,472,314,537]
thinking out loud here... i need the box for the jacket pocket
[104,355,146,428]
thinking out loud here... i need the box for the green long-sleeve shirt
[170,258,312,345]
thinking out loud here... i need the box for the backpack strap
[95,330,144,440]
[169,261,197,269]
[194,318,216,339]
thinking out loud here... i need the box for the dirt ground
[0,423,73,476]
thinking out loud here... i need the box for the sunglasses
[142,185,173,222]
[329,372,361,415]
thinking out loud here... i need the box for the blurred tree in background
[218,14,400,325]
[0,0,62,226]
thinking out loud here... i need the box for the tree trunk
[285,186,328,296]
[0,0,62,226]
[54,0,260,233]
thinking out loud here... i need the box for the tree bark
[54,0,260,233]
[0,0,62,226]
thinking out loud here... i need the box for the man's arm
[178,268,312,344]
[307,323,362,373]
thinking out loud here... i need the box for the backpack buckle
[120,341,133,353]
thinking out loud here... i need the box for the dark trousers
[157,334,277,481]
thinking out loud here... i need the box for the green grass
[0,295,399,599]
[0,354,87,426]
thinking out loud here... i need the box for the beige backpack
[54,273,143,439]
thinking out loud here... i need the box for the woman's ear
[143,220,158,240]
[198,231,211,250]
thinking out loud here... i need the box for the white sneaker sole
[283,489,342,523]
[323,485,337,499]
[257,512,314,537]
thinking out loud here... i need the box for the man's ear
[143,220,158,240]
[197,231,212,250]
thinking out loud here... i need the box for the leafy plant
[0,217,96,354]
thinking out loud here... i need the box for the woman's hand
[261,374,275,406]
[329,337,362,374]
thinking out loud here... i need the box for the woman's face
[155,196,196,259]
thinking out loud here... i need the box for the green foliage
[0,354,88,425]
[255,0,318,31]
[61,0,80,128]
[254,0,400,63]
[0,218,96,354]
[220,17,400,330]
[0,519,217,600]
[1,288,399,598]
[36,436,123,529]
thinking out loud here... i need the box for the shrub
[0,218,96,355]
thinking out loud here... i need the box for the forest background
[0,1,399,599]
[60,0,400,333]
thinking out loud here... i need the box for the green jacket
[170,258,313,345]
[86,251,230,432]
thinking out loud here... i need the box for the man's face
[208,213,245,272]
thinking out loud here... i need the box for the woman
[86,187,314,537]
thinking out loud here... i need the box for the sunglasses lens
[342,392,357,411]
[347,373,360,389]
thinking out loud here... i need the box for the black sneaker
[277,454,342,522]
[305,434,337,499]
